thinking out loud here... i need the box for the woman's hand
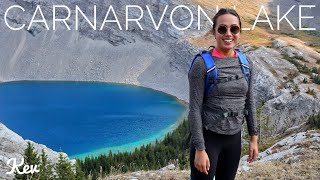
[247,135,259,163]
[194,149,210,175]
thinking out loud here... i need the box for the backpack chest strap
[204,106,249,117]
[223,110,249,118]
[209,74,245,84]
[189,48,250,97]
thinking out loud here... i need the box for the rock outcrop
[0,123,75,179]
[237,130,320,179]
[245,40,320,135]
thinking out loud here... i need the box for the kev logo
[6,158,40,175]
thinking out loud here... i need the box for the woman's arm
[245,58,259,136]
[244,58,259,162]
[188,56,207,151]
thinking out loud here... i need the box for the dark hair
[212,8,241,34]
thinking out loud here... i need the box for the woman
[188,8,259,180]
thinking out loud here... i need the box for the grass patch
[252,45,259,50]
[306,87,317,98]
[303,30,320,38]
[258,137,279,153]
[311,67,320,74]
[307,112,320,129]
[237,150,320,179]
[281,54,319,76]
[280,32,298,38]
[282,53,320,84]
[311,74,320,85]
[295,55,307,62]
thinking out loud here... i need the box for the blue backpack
[189,48,251,97]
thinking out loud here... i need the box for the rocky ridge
[0,123,75,180]
[237,130,320,179]
[242,40,320,136]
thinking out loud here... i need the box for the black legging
[190,128,241,180]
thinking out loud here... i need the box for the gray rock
[160,163,176,171]
[0,123,74,179]
[280,46,304,58]
[262,93,320,135]
[272,39,288,48]
[238,130,320,174]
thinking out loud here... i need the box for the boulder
[272,39,288,48]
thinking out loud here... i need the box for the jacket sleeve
[245,58,259,136]
[188,56,207,150]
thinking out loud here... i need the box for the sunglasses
[217,25,240,35]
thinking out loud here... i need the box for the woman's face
[214,14,240,51]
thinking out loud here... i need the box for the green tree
[55,151,75,180]
[15,142,40,180]
[75,160,86,180]
[38,149,54,180]
[77,119,191,176]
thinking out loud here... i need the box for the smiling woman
[188,8,259,180]
[0,81,186,158]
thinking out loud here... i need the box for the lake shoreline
[0,80,189,159]
[70,110,188,160]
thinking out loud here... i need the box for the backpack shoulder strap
[235,49,250,83]
[189,50,218,97]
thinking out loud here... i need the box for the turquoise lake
[0,81,187,159]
